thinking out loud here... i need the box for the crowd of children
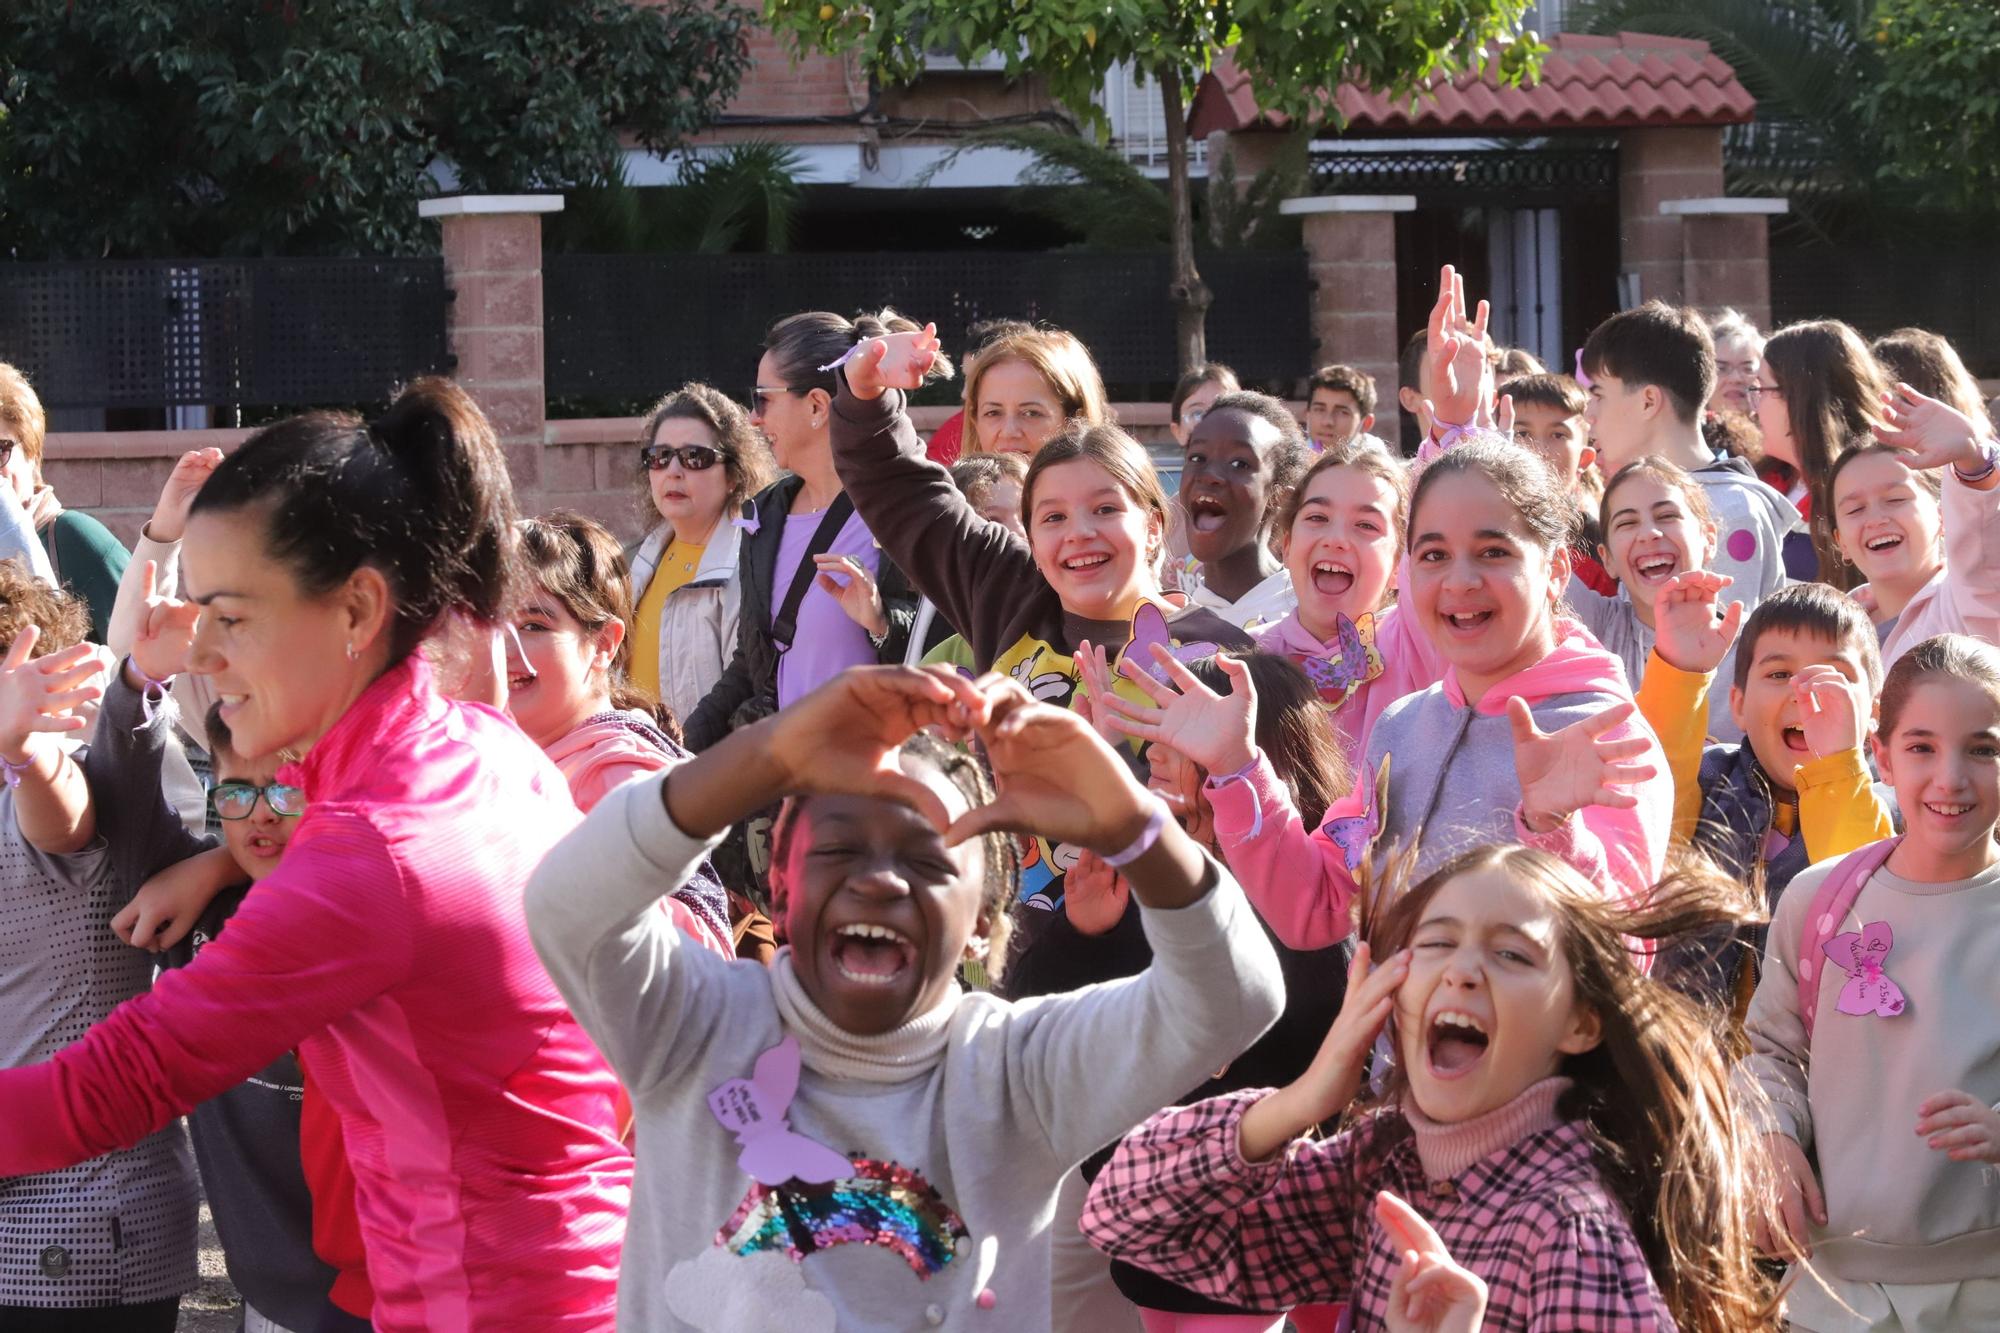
[0,263,1996,1333]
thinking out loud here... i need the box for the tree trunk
[1158,64,1211,374]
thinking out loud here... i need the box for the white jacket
[1867,469,2000,672]
[628,518,745,726]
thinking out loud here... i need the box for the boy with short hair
[1303,363,1378,452]
[1639,577,1894,1017]
[1507,372,1616,597]
[1583,301,1801,739]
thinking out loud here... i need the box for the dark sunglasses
[641,443,722,473]
[211,781,308,820]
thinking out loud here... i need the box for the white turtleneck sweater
[526,770,1285,1333]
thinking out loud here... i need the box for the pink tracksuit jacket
[0,657,631,1331]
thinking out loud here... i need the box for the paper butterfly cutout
[1296,612,1384,711]
[1823,920,1907,1018]
[1118,602,1220,685]
[708,1036,854,1186]
[1325,753,1392,873]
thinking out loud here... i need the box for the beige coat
[628,518,745,726]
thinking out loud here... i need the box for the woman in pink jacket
[0,380,632,1332]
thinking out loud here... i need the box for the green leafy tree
[0,0,753,258]
[763,0,1539,371]
[1859,0,2000,214]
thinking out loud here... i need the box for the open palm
[1509,698,1657,831]
[1096,646,1257,776]
[1651,570,1742,674]
[1875,383,1987,472]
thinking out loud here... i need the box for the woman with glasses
[627,384,775,727]
[681,310,935,752]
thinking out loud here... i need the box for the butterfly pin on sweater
[1297,612,1384,710]
[709,1037,854,1186]
[1117,602,1219,685]
[1824,921,1907,1018]
[1326,754,1392,876]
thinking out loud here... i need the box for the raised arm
[0,812,411,1175]
[1082,1090,1371,1312]
[1875,385,2000,644]
[0,627,103,854]
[942,678,1285,1162]
[831,337,1052,666]
[1101,648,1361,949]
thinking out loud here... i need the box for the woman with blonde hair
[962,326,1111,457]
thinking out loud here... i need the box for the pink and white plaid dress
[1082,1089,1674,1332]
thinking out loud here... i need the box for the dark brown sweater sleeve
[830,383,1057,667]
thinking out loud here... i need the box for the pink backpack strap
[1796,837,1900,1039]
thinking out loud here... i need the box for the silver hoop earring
[345,642,358,663]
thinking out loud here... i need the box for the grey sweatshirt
[1743,853,2000,1284]
[526,771,1285,1333]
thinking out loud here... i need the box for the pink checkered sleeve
[1525,1213,1673,1332]
[1080,1090,1369,1311]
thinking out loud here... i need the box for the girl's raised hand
[743,665,988,831]
[1916,1089,2000,1163]
[842,324,943,400]
[1063,849,1130,936]
[148,448,225,544]
[1508,699,1658,834]
[1072,639,1125,747]
[1651,570,1742,674]
[1422,264,1493,433]
[129,560,202,684]
[1377,1191,1489,1333]
[1097,646,1258,777]
[946,674,1155,857]
[1792,663,1869,762]
[1238,941,1409,1160]
[0,626,102,762]
[1875,383,1990,474]
[812,554,888,639]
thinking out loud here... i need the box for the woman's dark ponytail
[191,376,521,663]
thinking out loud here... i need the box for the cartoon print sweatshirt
[525,769,1285,1333]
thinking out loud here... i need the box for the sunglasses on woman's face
[641,443,722,472]
[211,781,308,820]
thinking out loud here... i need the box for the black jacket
[683,474,917,750]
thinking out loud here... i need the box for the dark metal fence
[1771,244,2000,376]
[0,258,448,411]
[543,250,1312,399]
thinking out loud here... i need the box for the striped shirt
[0,774,197,1308]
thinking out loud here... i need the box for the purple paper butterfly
[708,1036,854,1186]
[1324,754,1392,873]
[1119,602,1219,685]
[1823,920,1907,1018]
[1297,613,1383,710]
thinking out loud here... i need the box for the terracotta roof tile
[1188,30,1758,137]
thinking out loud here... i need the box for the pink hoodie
[545,713,733,958]
[1251,601,1443,772]
[1211,622,1670,951]
[0,658,631,1332]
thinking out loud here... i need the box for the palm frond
[917,125,1171,249]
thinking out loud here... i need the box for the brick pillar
[1665,197,1788,330]
[418,194,564,494]
[1280,194,1416,392]
[1616,127,1723,307]
[1206,129,1290,199]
